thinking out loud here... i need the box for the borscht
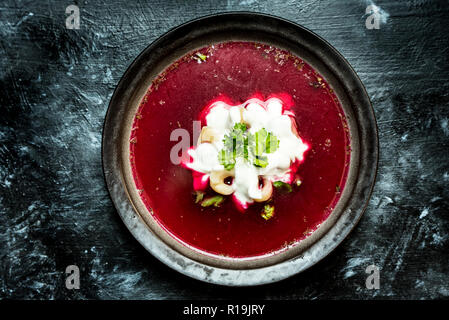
[130,41,350,258]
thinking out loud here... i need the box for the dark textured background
[1,0,448,299]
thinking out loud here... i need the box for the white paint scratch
[342,257,370,279]
[419,207,429,219]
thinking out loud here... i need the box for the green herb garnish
[218,149,235,171]
[261,204,275,220]
[200,195,225,207]
[251,128,279,156]
[273,181,293,193]
[253,155,269,168]
[196,52,207,61]
[233,122,248,132]
[193,191,205,203]
[218,123,279,169]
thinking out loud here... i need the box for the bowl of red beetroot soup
[103,12,378,285]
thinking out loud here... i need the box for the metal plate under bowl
[102,12,378,286]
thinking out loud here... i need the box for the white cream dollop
[187,97,308,208]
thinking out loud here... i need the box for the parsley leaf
[218,123,279,169]
[200,195,225,207]
[233,122,248,132]
[195,52,207,61]
[266,132,280,153]
[252,128,268,156]
[193,191,205,203]
[253,155,269,168]
[218,149,235,170]
[261,204,275,220]
[273,181,293,193]
[250,128,280,157]
[222,123,247,158]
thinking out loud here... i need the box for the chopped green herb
[196,52,207,61]
[253,155,268,168]
[261,204,275,220]
[273,181,293,193]
[250,128,279,156]
[266,133,279,153]
[252,128,268,156]
[233,122,248,132]
[294,179,302,187]
[222,123,247,156]
[193,191,205,203]
[218,123,279,169]
[218,149,235,170]
[200,195,225,207]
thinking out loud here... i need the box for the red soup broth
[130,41,350,258]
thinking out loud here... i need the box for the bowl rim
[102,11,378,286]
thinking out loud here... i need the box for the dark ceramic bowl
[102,12,378,286]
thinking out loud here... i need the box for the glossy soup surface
[130,42,350,258]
